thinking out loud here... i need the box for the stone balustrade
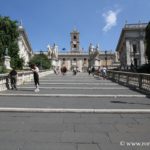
[0,70,53,91]
[107,70,150,92]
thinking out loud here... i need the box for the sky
[0,0,150,52]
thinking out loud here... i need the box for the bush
[137,63,150,73]
[29,54,51,70]
[0,65,8,73]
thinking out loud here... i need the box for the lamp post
[40,50,43,70]
[105,50,107,68]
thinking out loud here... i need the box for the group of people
[53,66,68,75]
[9,64,40,92]
[8,65,107,93]
[88,66,107,79]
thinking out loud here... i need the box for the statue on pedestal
[47,44,52,59]
[47,43,58,59]
[53,43,58,59]
[2,48,11,69]
[5,48,8,56]
[89,43,95,55]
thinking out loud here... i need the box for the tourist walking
[31,64,40,92]
[73,67,77,75]
[91,67,95,76]
[102,66,107,80]
[88,67,91,75]
[9,68,18,90]
[61,66,67,75]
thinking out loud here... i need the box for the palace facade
[47,29,116,71]
[116,23,148,70]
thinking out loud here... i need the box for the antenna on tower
[20,19,23,26]
[73,25,77,32]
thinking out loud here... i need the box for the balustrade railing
[0,70,53,91]
[107,70,150,92]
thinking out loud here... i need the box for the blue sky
[0,0,150,52]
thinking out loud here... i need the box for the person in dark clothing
[9,68,18,90]
[73,67,77,75]
[61,66,67,75]
[88,67,91,75]
[91,67,95,76]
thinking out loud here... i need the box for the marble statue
[47,44,52,58]
[53,43,58,59]
[5,48,8,56]
[89,43,95,54]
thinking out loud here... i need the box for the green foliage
[0,63,8,73]
[137,63,150,73]
[29,54,51,70]
[0,16,24,69]
[145,21,150,63]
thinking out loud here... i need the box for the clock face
[73,41,77,44]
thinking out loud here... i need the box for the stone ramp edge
[0,93,149,98]
[0,107,150,113]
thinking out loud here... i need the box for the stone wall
[0,70,53,91]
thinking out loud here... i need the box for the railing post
[117,73,120,83]
[138,74,142,89]
[126,74,129,86]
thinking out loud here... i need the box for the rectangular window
[73,44,77,48]
[133,44,137,53]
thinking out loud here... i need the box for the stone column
[139,40,145,65]
[126,40,131,67]
[78,59,82,72]
[68,59,71,70]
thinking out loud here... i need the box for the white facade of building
[116,23,148,70]
[36,29,116,71]
[18,26,33,67]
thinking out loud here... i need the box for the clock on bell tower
[70,29,80,53]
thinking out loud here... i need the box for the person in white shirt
[31,64,40,92]
[102,66,107,79]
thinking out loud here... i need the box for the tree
[0,16,24,69]
[29,53,51,70]
[145,21,150,63]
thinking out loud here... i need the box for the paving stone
[0,72,150,149]
[115,124,150,133]
[108,132,136,144]
[23,142,77,150]
[75,124,117,133]
[78,144,100,150]
[61,132,93,143]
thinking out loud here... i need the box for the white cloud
[102,9,120,32]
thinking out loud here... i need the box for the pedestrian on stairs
[31,64,40,92]
[9,67,18,90]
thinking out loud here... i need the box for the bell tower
[70,29,80,53]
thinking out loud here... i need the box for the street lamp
[40,50,43,70]
[105,50,107,68]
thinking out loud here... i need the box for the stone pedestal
[51,59,58,69]
[3,56,11,69]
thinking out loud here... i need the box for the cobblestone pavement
[0,72,150,150]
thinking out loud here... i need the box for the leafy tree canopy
[0,16,24,69]
[29,54,51,70]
